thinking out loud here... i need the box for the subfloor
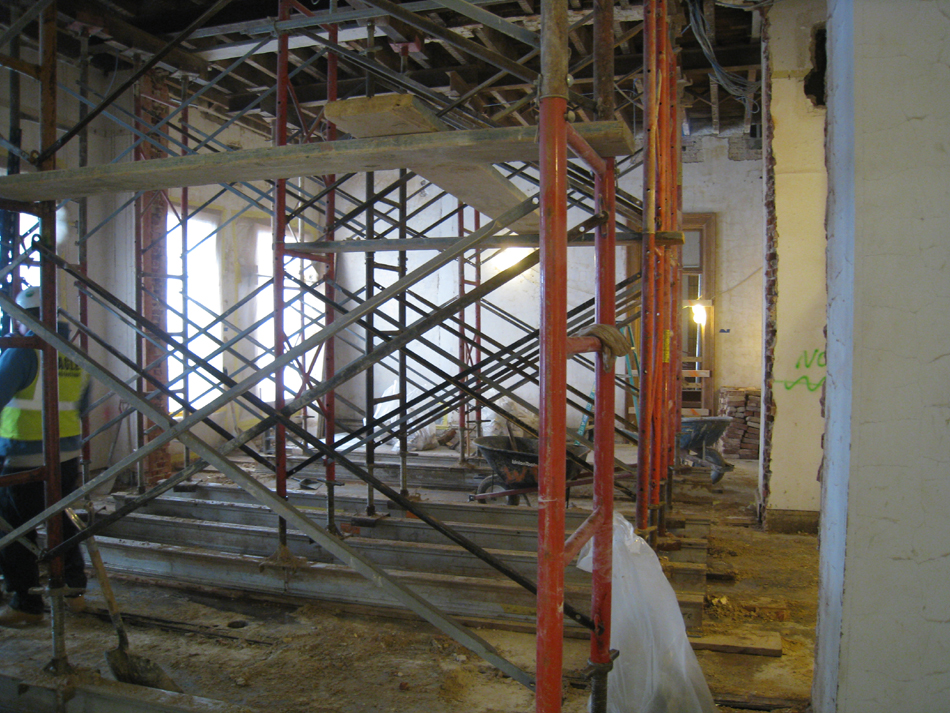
[0,457,817,712]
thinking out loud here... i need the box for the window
[166,212,222,409]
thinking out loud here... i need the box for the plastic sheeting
[577,513,717,713]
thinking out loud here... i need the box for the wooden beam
[75,9,208,78]
[0,121,635,203]
[0,53,39,80]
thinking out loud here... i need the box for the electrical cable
[684,0,761,110]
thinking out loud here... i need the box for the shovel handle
[65,508,130,652]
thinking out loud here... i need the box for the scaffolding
[0,1,697,710]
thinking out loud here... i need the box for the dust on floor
[0,461,817,712]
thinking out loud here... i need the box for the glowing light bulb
[691,303,707,327]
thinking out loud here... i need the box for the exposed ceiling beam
[72,8,208,77]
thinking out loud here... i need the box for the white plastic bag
[576,513,717,713]
[487,397,538,438]
[371,382,438,453]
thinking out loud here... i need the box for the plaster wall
[818,0,950,710]
[681,137,764,393]
[619,135,765,395]
[764,0,827,515]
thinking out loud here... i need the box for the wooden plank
[688,631,783,657]
[324,94,446,137]
[712,693,809,711]
[0,121,635,203]
[326,94,541,232]
[682,369,711,378]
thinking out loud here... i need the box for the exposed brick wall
[760,16,776,523]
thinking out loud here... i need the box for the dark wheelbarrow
[470,436,590,506]
[679,416,735,484]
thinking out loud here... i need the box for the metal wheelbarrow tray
[678,416,735,484]
[470,436,590,505]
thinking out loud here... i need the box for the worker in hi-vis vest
[0,286,90,626]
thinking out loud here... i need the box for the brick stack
[718,388,761,459]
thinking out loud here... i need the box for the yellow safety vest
[0,351,88,441]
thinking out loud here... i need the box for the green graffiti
[795,349,826,369]
[780,348,826,391]
[779,375,826,392]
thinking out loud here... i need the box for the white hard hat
[15,286,41,311]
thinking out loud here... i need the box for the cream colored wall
[818,1,950,710]
[764,0,827,515]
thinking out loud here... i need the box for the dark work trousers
[0,458,87,614]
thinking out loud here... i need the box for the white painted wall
[764,0,827,516]
[818,0,950,710]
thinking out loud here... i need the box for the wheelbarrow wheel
[476,475,521,506]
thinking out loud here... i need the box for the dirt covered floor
[0,460,818,712]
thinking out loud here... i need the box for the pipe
[536,0,570,710]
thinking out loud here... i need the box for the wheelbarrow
[678,416,735,484]
[470,436,590,506]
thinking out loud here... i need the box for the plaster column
[761,0,827,531]
[817,0,950,710]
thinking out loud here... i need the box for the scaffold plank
[326,94,541,231]
[0,121,635,202]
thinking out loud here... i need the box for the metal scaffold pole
[0,1,674,701]
[536,1,569,710]
[363,36,377,517]
[77,30,91,487]
[638,0,682,542]
[272,0,291,548]
[588,0,617,709]
[323,19,340,534]
[180,78,191,474]
[639,0,659,540]
[398,169,409,496]
[457,202,482,462]
[38,0,70,675]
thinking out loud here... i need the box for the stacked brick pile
[718,388,761,459]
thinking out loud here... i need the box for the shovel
[65,509,182,692]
